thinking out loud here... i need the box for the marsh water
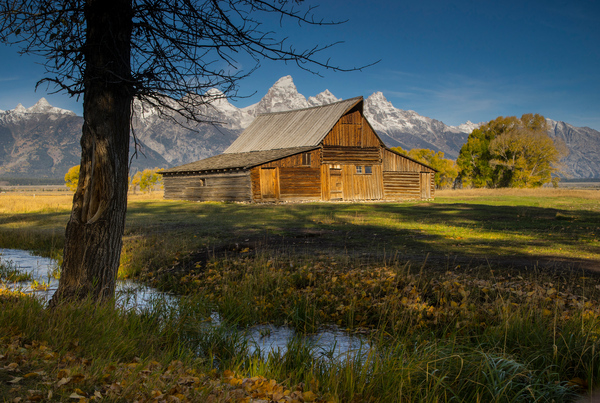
[0,248,367,358]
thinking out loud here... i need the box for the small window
[301,152,311,166]
[198,178,206,186]
[355,165,372,175]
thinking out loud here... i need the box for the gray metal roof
[224,97,363,153]
[162,146,318,174]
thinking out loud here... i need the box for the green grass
[1,189,600,401]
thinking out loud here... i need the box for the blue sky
[1,0,599,130]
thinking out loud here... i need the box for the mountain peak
[29,98,52,113]
[249,76,308,115]
[272,75,295,89]
[308,89,340,106]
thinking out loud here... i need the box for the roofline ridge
[256,96,363,117]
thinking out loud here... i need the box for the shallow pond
[0,248,367,358]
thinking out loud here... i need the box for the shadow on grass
[123,200,600,275]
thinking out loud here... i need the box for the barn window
[198,178,206,186]
[301,152,311,166]
[355,165,372,174]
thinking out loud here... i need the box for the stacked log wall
[163,172,252,202]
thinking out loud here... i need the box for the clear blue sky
[1,0,599,130]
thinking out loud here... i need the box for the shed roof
[224,97,363,153]
[162,146,318,174]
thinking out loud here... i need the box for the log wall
[383,172,421,199]
[163,172,252,202]
[322,147,381,165]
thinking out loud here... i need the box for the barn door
[329,167,343,200]
[260,168,279,200]
[420,172,432,199]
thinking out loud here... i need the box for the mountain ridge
[1,77,598,179]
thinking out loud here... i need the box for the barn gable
[163,97,436,202]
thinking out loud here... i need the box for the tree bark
[49,0,133,307]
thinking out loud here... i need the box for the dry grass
[0,191,165,214]
[436,187,600,200]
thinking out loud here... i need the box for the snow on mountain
[452,121,480,134]
[2,79,599,179]
[243,75,310,116]
[364,92,470,159]
[308,90,340,107]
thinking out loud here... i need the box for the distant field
[1,187,599,273]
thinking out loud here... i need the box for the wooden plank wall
[322,109,381,148]
[352,165,384,200]
[251,150,322,202]
[163,172,252,202]
[259,149,320,169]
[279,167,321,201]
[382,149,435,173]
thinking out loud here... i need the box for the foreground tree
[1,0,362,306]
[457,114,567,188]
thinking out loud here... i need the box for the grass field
[1,188,600,402]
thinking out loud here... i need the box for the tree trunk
[49,0,133,307]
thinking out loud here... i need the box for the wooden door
[420,172,431,199]
[329,167,343,200]
[260,168,279,200]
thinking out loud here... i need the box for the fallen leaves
[0,334,324,403]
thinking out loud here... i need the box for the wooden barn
[162,97,436,202]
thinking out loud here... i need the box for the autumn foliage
[457,114,568,188]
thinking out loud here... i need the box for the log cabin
[162,97,436,202]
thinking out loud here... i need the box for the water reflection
[0,248,367,358]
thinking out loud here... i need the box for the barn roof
[224,97,363,154]
[162,146,318,174]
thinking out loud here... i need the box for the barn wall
[250,150,322,202]
[322,108,381,148]
[163,171,252,202]
[259,149,320,169]
[383,172,421,199]
[322,147,381,165]
[382,149,435,173]
[382,149,436,200]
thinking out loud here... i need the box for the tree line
[65,113,567,194]
[393,113,567,189]
[66,166,164,193]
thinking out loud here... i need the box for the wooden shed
[162,97,436,202]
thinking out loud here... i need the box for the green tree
[457,114,567,188]
[1,0,362,306]
[64,165,80,192]
[391,147,459,189]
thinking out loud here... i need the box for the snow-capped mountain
[1,77,598,179]
[363,92,471,159]
[0,99,169,178]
